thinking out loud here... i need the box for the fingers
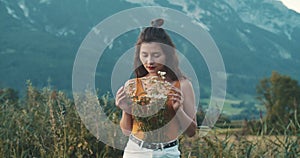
[169,86,183,97]
[168,91,181,98]
[168,94,184,105]
[168,86,184,105]
[169,94,184,104]
[115,83,135,114]
[115,86,133,112]
[115,86,126,106]
[115,93,125,106]
[170,86,183,96]
[115,94,132,113]
[116,86,124,96]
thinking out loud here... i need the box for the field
[201,97,266,121]
[180,127,300,158]
[0,84,299,157]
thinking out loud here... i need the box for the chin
[146,69,155,73]
[146,71,158,75]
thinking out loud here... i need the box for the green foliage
[256,71,300,131]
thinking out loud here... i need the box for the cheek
[158,56,166,65]
[139,57,146,65]
[139,55,144,63]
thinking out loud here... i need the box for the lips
[146,65,156,70]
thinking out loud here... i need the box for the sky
[280,0,300,13]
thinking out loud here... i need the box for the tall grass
[0,81,122,157]
[0,82,299,157]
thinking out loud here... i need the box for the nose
[147,56,154,64]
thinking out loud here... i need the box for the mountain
[0,0,299,101]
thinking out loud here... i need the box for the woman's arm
[120,111,133,136]
[172,79,197,137]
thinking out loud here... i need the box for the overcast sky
[280,0,300,13]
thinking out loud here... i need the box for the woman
[115,18,197,158]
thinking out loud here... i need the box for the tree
[256,71,300,128]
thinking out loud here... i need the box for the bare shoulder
[178,78,194,96]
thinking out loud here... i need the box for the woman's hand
[168,86,184,111]
[115,86,132,114]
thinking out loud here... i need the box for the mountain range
[1,0,299,102]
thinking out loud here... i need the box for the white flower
[158,71,166,77]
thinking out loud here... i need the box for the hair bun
[151,18,164,28]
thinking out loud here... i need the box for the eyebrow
[141,51,161,54]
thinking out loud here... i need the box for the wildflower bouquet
[124,71,173,141]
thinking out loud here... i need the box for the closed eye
[141,52,148,57]
[153,53,161,57]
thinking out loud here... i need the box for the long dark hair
[133,19,185,82]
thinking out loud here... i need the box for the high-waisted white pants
[123,136,180,158]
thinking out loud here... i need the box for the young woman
[115,18,197,158]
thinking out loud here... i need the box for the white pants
[123,137,181,158]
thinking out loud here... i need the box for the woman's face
[139,42,166,76]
